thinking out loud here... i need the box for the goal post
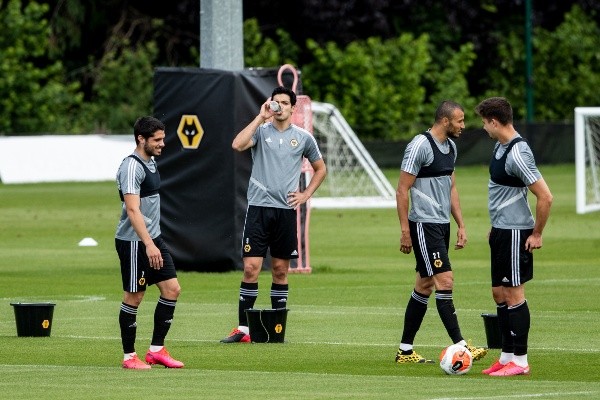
[309,101,396,209]
[288,101,396,273]
[575,107,600,214]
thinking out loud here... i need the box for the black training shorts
[489,227,534,287]
[242,205,298,259]
[409,220,452,278]
[115,236,177,292]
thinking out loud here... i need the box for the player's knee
[161,280,181,299]
[415,275,434,293]
[271,269,287,283]
[124,292,144,307]
[491,287,504,303]
[269,259,289,281]
[171,283,181,298]
[243,262,261,280]
[435,271,454,289]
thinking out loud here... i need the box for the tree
[534,5,600,121]
[424,42,478,127]
[50,0,163,133]
[3,0,600,134]
[303,34,431,140]
[243,18,300,68]
[77,40,158,133]
[0,0,82,134]
[485,5,600,121]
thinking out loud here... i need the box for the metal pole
[199,0,244,70]
[525,0,534,122]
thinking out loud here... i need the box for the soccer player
[115,116,184,369]
[220,86,327,343]
[395,100,488,363]
[475,97,553,376]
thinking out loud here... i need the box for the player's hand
[400,232,412,254]
[455,226,467,250]
[287,191,309,209]
[524,232,542,252]
[260,98,276,121]
[146,244,163,270]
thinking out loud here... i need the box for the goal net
[309,101,396,209]
[575,107,600,214]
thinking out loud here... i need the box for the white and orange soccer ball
[439,344,473,375]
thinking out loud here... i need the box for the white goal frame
[575,107,600,214]
[309,101,396,209]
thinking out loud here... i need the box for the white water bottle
[269,101,281,112]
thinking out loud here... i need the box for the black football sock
[436,290,464,344]
[270,283,288,309]
[496,302,514,353]
[400,289,429,352]
[238,281,258,327]
[119,302,138,354]
[151,297,176,346]
[508,300,530,356]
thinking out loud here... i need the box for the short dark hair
[271,86,297,106]
[435,100,464,123]
[133,116,165,144]
[475,97,513,125]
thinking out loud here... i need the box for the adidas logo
[240,296,245,301]
[510,330,516,337]
[128,322,137,328]
[502,277,510,283]
[291,250,298,256]
[277,298,287,303]
[165,319,173,324]
[265,137,273,143]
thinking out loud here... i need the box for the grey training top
[401,133,457,223]
[115,153,161,241]
[488,134,541,229]
[247,122,323,209]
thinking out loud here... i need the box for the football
[439,344,473,375]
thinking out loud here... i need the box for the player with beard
[394,101,488,364]
[115,116,184,369]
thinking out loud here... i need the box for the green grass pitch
[0,164,599,399]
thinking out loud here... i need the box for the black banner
[153,67,294,272]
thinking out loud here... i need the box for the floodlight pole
[199,0,244,70]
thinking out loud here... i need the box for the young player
[220,86,326,343]
[475,97,553,376]
[115,116,184,369]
